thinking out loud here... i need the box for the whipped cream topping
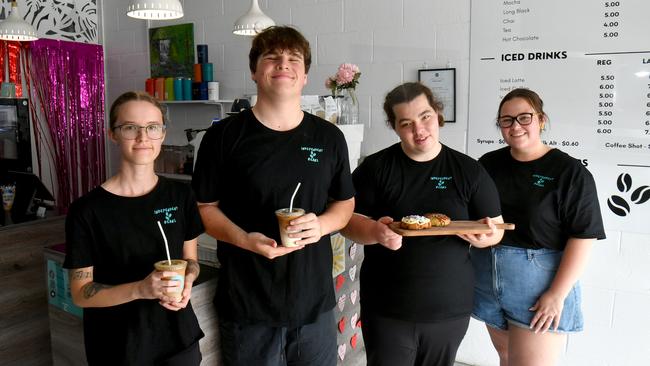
[401,215,430,224]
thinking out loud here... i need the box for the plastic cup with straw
[154,221,187,301]
[275,182,305,247]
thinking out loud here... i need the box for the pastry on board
[400,215,432,230]
[424,213,451,227]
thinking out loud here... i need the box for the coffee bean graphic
[631,186,650,204]
[607,195,630,217]
[616,173,632,193]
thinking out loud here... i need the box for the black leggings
[361,313,470,366]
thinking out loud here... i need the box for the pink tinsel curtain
[26,39,106,212]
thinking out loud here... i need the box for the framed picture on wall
[149,23,195,78]
[418,68,456,122]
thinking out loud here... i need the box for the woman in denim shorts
[466,88,606,365]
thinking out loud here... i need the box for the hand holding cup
[154,259,187,302]
[275,208,306,247]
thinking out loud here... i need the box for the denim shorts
[470,245,583,333]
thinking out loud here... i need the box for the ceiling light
[0,1,38,41]
[233,0,275,36]
[127,0,184,20]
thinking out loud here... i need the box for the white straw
[157,221,172,265]
[289,182,301,212]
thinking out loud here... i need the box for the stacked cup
[192,44,214,101]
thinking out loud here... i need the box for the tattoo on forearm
[72,270,92,280]
[82,283,111,299]
[187,259,200,278]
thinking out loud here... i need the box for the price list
[587,51,650,150]
[468,0,650,160]
[468,0,650,230]
[602,1,621,39]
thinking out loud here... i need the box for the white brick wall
[102,1,650,365]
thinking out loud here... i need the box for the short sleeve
[183,185,205,241]
[563,167,606,239]
[327,128,355,201]
[468,163,502,219]
[63,199,94,269]
[352,158,379,218]
[192,125,222,203]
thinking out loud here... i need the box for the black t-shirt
[354,143,501,322]
[63,177,205,365]
[479,147,606,250]
[192,109,355,326]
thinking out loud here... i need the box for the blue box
[46,258,83,318]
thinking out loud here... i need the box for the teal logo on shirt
[430,176,452,189]
[532,174,554,188]
[154,206,178,224]
[301,146,323,163]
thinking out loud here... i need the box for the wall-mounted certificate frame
[418,68,456,122]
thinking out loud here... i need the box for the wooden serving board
[389,221,515,236]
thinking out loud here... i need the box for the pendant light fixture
[0,1,38,41]
[127,0,184,20]
[233,0,275,36]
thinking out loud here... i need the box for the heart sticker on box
[350,312,358,329]
[349,243,357,260]
[338,316,346,333]
[349,265,357,281]
[350,289,358,305]
[338,294,347,312]
[338,343,346,360]
[350,333,358,349]
[335,274,345,291]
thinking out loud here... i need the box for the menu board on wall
[468,0,650,233]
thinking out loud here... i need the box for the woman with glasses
[470,88,605,365]
[64,91,205,365]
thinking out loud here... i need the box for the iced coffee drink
[275,208,305,247]
[154,259,187,302]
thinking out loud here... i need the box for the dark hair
[497,88,547,121]
[383,82,444,129]
[108,91,167,129]
[249,26,312,74]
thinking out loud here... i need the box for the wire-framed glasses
[496,113,538,128]
[112,124,166,140]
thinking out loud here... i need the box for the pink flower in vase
[325,63,361,125]
[336,63,358,84]
[325,63,361,96]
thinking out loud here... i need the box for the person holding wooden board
[341,82,504,366]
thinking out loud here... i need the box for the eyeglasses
[112,124,166,140]
[496,113,538,128]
